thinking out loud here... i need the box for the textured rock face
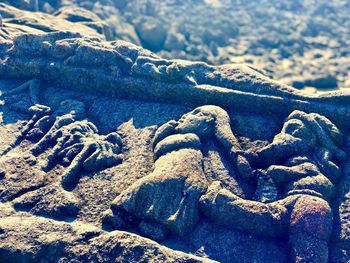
[2,30,350,127]
[0,208,208,263]
[11,0,350,91]
[112,146,207,237]
[0,3,107,41]
[1,2,350,263]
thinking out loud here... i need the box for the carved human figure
[3,98,123,190]
[109,105,251,238]
[200,110,346,263]
[112,133,207,237]
[153,105,252,180]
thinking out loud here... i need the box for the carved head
[175,107,215,138]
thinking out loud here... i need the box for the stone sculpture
[200,110,345,263]
[1,7,350,261]
[2,32,350,129]
[30,100,123,189]
[108,105,251,238]
[106,106,345,262]
[1,91,123,189]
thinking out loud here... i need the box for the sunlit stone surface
[1,1,350,262]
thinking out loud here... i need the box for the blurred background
[4,0,350,92]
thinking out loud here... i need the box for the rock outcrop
[0,207,209,263]
[2,30,350,128]
[1,2,350,263]
[10,0,349,91]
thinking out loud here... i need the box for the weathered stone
[54,6,101,23]
[2,31,350,131]
[1,2,350,262]
[0,214,209,262]
[134,16,167,52]
[0,4,104,41]
[199,181,288,238]
[112,147,208,236]
[12,183,80,219]
[138,220,167,241]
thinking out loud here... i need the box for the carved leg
[289,195,332,263]
[265,161,319,186]
[0,80,48,154]
[200,183,332,263]
[199,181,288,238]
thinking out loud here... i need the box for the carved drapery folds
[106,106,345,262]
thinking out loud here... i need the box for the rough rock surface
[0,3,107,41]
[8,0,350,91]
[0,205,208,262]
[1,2,350,263]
